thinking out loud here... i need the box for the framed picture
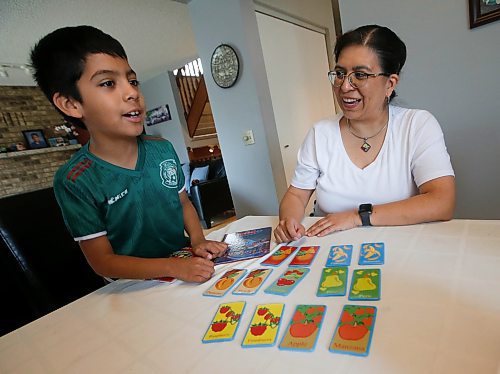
[22,129,49,149]
[469,0,500,28]
[145,104,171,126]
[48,137,67,147]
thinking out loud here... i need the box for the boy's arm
[179,190,227,258]
[79,236,214,282]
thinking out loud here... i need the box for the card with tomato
[317,266,348,297]
[264,267,310,296]
[202,301,246,343]
[289,246,320,267]
[261,245,298,267]
[232,268,273,295]
[329,305,377,356]
[279,305,326,352]
[325,245,353,267]
[241,303,285,347]
[203,269,247,297]
[348,268,381,301]
[358,242,385,265]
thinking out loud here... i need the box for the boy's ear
[52,93,83,119]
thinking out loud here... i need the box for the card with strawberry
[289,246,320,267]
[348,268,381,301]
[261,245,298,266]
[263,267,310,296]
[232,268,273,295]
[279,305,326,352]
[325,245,353,267]
[317,266,348,297]
[358,242,385,265]
[241,303,285,347]
[202,301,246,343]
[329,305,377,356]
[203,269,247,297]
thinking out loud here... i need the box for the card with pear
[348,268,381,300]
[317,266,348,296]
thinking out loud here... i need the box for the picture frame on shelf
[22,129,49,150]
[469,0,500,28]
[48,137,67,147]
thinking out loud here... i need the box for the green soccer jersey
[54,135,189,258]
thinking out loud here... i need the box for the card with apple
[279,305,326,352]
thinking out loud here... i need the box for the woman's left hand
[306,210,360,237]
[192,240,228,260]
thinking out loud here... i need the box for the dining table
[1,216,499,374]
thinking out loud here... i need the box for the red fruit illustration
[340,311,354,323]
[264,313,272,320]
[219,306,230,314]
[211,322,227,332]
[250,325,267,336]
[293,311,306,322]
[362,316,373,327]
[306,307,316,314]
[312,315,322,324]
[365,307,376,314]
[354,308,366,316]
[277,278,295,286]
[290,322,317,338]
[339,324,368,341]
[257,308,268,316]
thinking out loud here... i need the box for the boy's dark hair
[334,25,406,101]
[30,25,127,129]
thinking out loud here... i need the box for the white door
[257,12,336,215]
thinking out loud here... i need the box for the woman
[274,25,455,243]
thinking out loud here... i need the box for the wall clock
[210,44,240,88]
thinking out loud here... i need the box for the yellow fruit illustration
[351,277,376,295]
[322,274,343,288]
[331,247,347,261]
[362,245,380,260]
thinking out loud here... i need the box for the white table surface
[1,216,500,374]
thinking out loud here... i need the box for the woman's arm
[274,186,314,242]
[306,175,455,237]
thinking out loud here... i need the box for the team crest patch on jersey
[159,159,178,189]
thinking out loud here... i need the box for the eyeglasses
[328,70,390,88]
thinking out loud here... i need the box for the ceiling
[0,0,198,86]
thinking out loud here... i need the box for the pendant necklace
[346,117,389,152]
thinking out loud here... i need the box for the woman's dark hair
[334,25,406,100]
[30,25,127,128]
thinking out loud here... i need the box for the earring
[386,96,390,106]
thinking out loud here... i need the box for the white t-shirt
[291,105,455,216]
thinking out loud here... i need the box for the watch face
[359,204,373,213]
[211,44,239,88]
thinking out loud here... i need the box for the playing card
[202,301,246,343]
[203,269,247,297]
[325,245,353,267]
[329,304,377,356]
[279,305,326,352]
[348,268,381,301]
[232,268,273,295]
[261,245,298,266]
[242,303,285,347]
[264,267,310,296]
[316,266,348,297]
[289,246,320,267]
[358,242,385,265]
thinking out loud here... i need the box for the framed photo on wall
[145,104,171,126]
[469,0,500,28]
[22,129,49,149]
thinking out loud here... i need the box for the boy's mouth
[123,110,141,118]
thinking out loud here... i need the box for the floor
[202,214,237,235]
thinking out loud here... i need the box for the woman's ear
[386,73,400,99]
[52,93,83,119]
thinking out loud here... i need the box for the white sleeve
[290,127,320,190]
[410,111,455,187]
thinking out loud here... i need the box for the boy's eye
[129,79,140,87]
[99,80,114,87]
[353,72,369,80]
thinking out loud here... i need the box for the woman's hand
[306,210,359,237]
[274,217,306,243]
[192,239,228,260]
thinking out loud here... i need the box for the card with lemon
[358,242,385,265]
[317,266,348,296]
[348,269,381,300]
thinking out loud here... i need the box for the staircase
[174,60,217,138]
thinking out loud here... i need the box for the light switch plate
[243,130,255,145]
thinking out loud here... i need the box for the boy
[30,25,227,282]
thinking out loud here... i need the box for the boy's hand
[167,257,215,283]
[192,240,228,260]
